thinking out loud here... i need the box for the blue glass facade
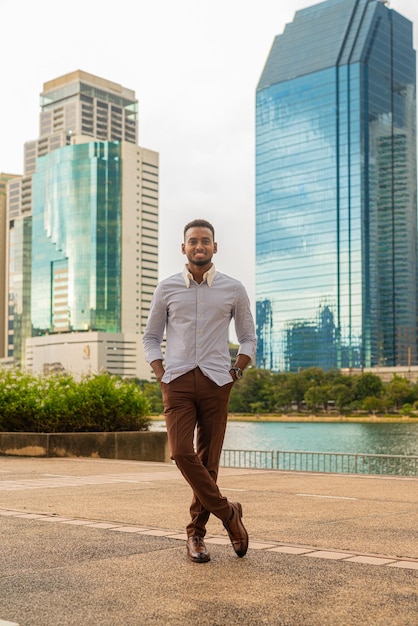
[31,142,122,335]
[256,0,417,371]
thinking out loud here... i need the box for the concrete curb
[0,431,170,463]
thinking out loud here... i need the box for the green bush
[0,370,151,433]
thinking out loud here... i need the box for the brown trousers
[161,367,233,537]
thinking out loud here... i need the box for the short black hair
[183,219,215,240]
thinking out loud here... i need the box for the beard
[187,255,213,267]
[190,259,211,267]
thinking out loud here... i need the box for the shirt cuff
[145,349,164,364]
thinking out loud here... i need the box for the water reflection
[151,420,418,456]
[223,422,418,456]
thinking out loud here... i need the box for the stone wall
[0,431,170,463]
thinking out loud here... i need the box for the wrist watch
[230,367,243,379]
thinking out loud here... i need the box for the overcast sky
[1,0,417,310]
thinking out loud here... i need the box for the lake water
[151,420,418,457]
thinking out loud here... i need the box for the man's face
[182,226,217,267]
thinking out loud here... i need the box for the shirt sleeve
[142,284,167,364]
[234,283,257,360]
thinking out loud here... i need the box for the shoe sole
[187,553,211,563]
[226,502,249,558]
[235,512,248,558]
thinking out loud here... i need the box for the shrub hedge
[0,370,151,433]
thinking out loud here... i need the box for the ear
[181,243,186,255]
[213,242,218,254]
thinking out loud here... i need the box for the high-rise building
[256,0,417,372]
[0,173,20,359]
[6,71,158,377]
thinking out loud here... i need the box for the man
[143,218,256,563]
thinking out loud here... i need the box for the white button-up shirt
[143,265,256,386]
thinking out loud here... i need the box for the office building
[256,0,417,371]
[6,71,158,377]
[0,173,20,358]
[1,174,10,358]
[26,332,149,380]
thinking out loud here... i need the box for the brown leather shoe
[223,502,249,557]
[186,536,210,563]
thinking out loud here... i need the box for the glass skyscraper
[7,71,159,367]
[256,0,417,372]
[31,142,122,336]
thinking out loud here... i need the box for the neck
[187,262,212,284]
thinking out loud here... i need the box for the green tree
[229,368,276,413]
[408,382,418,406]
[138,380,163,414]
[361,395,385,415]
[384,376,414,411]
[399,403,416,417]
[323,369,349,386]
[299,367,326,387]
[304,384,330,412]
[328,382,354,413]
[271,373,294,411]
[284,372,310,410]
[354,373,384,401]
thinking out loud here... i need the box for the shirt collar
[182,264,216,288]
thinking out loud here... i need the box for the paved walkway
[0,456,417,625]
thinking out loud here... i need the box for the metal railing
[220,449,418,476]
